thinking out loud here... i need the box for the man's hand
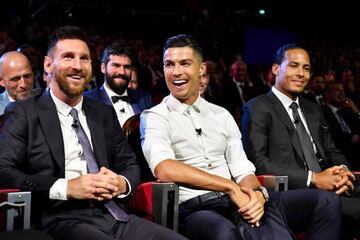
[238,187,265,227]
[314,165,355,195]
[67,174,118,201]
[98,167,128,197]
[67,167,128,201]
[333,166,355,195]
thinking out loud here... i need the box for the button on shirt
[140,94,255,203]
[104,83,134,126]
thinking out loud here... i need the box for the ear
[199,62,207,77]
[43,56,53,75]
[272,63,279,76]
[101,63,106,74]
[0,77,4,87]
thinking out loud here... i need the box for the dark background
[1,0,359,64]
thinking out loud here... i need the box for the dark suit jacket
[241,90,348,189]
[222,77,259,117]
[0,91,140,227]
[321,105,360,170]
[84,85,152,114]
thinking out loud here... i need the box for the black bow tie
[111,95,129,103]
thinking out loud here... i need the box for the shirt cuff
[49,178,68,200]
[306,171,312,187]
[117,175,131,198]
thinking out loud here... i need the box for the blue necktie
[290,102,321,172]
[69,108,129,221]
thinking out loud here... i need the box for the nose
[296,67,305,76]
[172,64,182,77]
[71,57,81,70]
[19,76,32,89]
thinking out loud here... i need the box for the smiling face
[102,54,132,95]
[0,52,33,100]
[163,46,206,105]
[44,39,92,105]
[273,48,311,100]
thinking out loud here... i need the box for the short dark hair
[273,43,306,65]
[47,26,89,54]
[163,34,203,60]
[101,43,134,66]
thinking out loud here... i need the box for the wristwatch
[253,186,269,202]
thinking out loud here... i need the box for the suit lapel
[83,98,109,168]
[268,91,305,160]
[99,86,112,106]
[36,92,65,171]
[300,99,326,158]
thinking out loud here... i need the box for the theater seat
[0,189,31,231]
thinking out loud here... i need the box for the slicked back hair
[163,34,203,61]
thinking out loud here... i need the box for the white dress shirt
[272,86,316,186]
[49,89,130,200]
[104,82,134,126]
[140,94,255,203]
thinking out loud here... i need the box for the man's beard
[56,72,91,97]
[105,72,130,95]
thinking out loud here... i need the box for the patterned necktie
[111,95,129,103]
[289,102,322,172]
[69,108,129,221]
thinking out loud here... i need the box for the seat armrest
[257,175,288,191]
[128,182,179,231]
[0,190,31,231]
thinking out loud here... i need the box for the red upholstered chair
[123,114,288,232]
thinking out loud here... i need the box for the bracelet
[340,164,350,172]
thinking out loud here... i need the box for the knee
[316,190,341,216]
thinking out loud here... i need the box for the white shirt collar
[103,82,128,98]
[272,86,299,109]
[50,88,83,116]
[5,91,16,102]
[166,94,202,114]
[326,103,339,113]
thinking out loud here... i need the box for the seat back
[123,114,179,231]
[122,114,156,182]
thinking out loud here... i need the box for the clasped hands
[67,167,127,201]
[314,165,355,195]
[229,186,265,228]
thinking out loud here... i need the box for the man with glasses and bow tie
[85,43,152,126]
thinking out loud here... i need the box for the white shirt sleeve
[140,110,175,176]
[49,178,68,200]
[224,112,256,183]
[117,175,131,198]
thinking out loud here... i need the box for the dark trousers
[179,189,341,240]
[341,196,360,239]
[44,208,186,240]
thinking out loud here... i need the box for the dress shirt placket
[185,106,212,168]
[69,108,129,222]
